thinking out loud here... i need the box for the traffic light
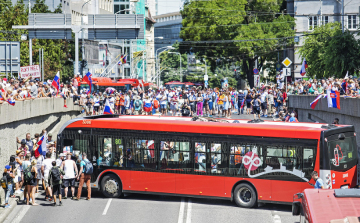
[106,60,109,66]
[83,60,88,68]
[81,60,88,68]
[234,69,237,76]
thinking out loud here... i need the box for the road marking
[273,214,282,223]
[102,198,112,215]
[186,199,192,223]
[177,198,185,223]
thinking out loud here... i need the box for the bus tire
[233,183,257,208]
[101,174,122,198]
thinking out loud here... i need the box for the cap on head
[5,165,11,170]
[16,150,22,155]
[48,133,52,137]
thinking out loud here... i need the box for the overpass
[0,98,83,168]
[288,95,360,147]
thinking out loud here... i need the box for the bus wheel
[234,183,257,208]
[101,174,122,198]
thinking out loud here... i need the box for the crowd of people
[0,74,83,108]
[0,131,92,208]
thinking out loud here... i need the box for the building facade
[287,0,360,79]
[153,11,182,53]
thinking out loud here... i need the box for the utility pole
[341,0,344,33]
[42,48,44,81]
[29,2,32,65]
[81,0,91,77]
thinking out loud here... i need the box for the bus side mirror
[294,192,303,199]
[292,201,301,216]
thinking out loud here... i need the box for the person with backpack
[74,153,93,201]
[22,154,31,204]
[24,159,38,205]
[48,161,65,206]
[134,95,143,115]
[41,152,54,201]
[2,165,15,208]
[152,96,159,115]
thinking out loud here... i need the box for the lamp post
[155,46,174,86]
[168,52,182,82]
[81,0,92,76]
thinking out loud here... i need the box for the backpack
[23,166,33,183]
[153,100,159,109]
[135,100,140,108]
[1,175,7,189]
[84,160,93,175]
[51,167,61,184]
[9,155,15,164]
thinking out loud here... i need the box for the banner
[20,65,40,78]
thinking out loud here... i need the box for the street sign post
[254,75,260,88]
[253,68,259,75]
[204,74,208,88]
[276,63,282,71]
[283,68,291,76]
[282,57,292,68]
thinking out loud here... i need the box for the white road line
[102,198,112,215]
[177,198,185,223]
[273,214,282,223]
[186,199,192,223]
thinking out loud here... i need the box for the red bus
[292,189,360,223]
[56,116,358,208]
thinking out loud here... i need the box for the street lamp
[81,0,92,76]
[168,52,182,82]
[155,46,174,86]
[115,9,131,14]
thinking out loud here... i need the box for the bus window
[210,143,222,174]
[97,137,112,167]
[160,141,190,172]
[303,148,315,177]
[126,139,156,170]
[194,142,206,172]
[74,138,89,162]
[113,138,124,167]
[266,146,299,171]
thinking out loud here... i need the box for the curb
[0,191,24,223]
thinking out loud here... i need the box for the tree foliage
[0,0,74,82]
[180,0,295,88]
[299,22,360,78]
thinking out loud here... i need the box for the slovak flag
[52,71,60,91]
[7,98,15,106]
[83,72,92,94]
[300,58,308,76]
[240,99,245,109]
[310,94,323,109]
[327,89,340,109]
[103,99,114,114]
[146,140,155,158]
[106,87,116,95]
[34,134,46,157]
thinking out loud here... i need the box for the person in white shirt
[61,153,78,199]
[41,152,55,201]
[124,93,130,114]
[260,91,268,117]
[108,94,115,110]
[160,92,168,115]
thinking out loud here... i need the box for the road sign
[282,57,292,68]
[276,63,282,71]
[254,75,260,88]
[204,74,208,81]
[294,36,299,43]
[253,68,259,75]
[283,68,291,76]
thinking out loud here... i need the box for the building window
[308,16,319,30]
[348,15,358,30]
[322,16,328,25]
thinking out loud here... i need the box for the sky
[157,0,183,15]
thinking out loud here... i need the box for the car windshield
[328,136,357,171]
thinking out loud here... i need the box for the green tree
[180,0,295,88]
[299,22,360,78]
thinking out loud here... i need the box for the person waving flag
[240,99,245,109]
[83,72,93,94]
[310,94,323,109]
[34,133,47,157]
[103,99,114,114]
[52,71,60,91]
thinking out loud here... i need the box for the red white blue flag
[240,99,245,109]
[7,98,15,106]
[327,89,340,109]
[52,71,60,91]
[103,99,114,114]
[310,94,323,109]
[300,58,308,76]
[83,72,92,94]
[34,134,46,157]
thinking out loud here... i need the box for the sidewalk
[0,191,24,223]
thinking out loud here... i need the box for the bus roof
[63,115,352,140]
[304,189,360,223]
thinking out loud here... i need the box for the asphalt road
[5,188,299,223]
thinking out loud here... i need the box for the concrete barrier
[288,95,360,146]
[0,98,83,168]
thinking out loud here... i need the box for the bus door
[126,138,159,192]
[266,146,303,203]
[176,141,225,197]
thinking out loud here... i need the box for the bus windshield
[328,136,357,171]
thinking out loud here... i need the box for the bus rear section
[293,189,360,223]
[319,126,358,189]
